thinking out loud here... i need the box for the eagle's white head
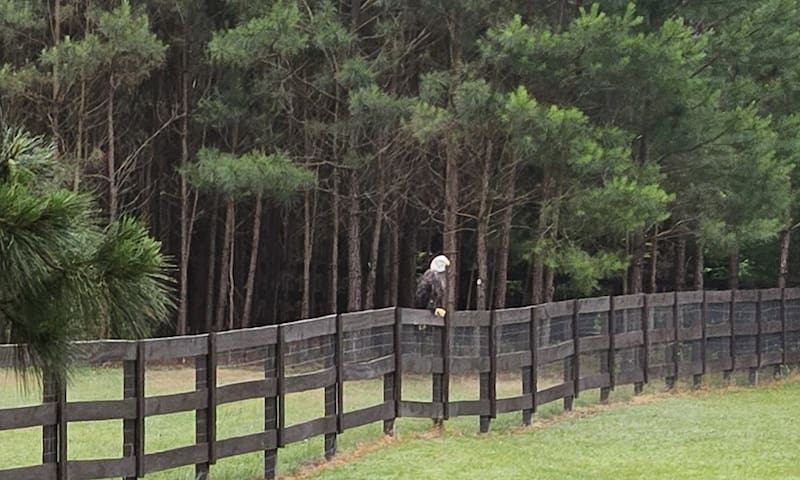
[430,255,451,273]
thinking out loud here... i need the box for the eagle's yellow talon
[434,308,447,318]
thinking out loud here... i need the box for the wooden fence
[2,288,800,479]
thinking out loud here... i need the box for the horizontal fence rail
[2,288,800,479]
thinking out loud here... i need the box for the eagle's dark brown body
[414,268,446,313]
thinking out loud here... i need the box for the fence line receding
[2,288,800,480]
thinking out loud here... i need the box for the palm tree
[0,127,173,383]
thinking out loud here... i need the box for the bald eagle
[414,255,450,317]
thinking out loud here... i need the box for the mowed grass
[3,364,794,480]
[306,375,800,480]
[1,363,599,479]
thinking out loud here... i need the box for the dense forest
[2,0,799,337]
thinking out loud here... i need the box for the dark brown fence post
[750,290,762,385]
[264,335,279,480]
[725,290,736,381]
[55,375,67,480]
[634,295,648,395]
[208,334,217,465]
[693,291,706,387]
[42,374,58,475]
[382,371,395,435]
[123,355,137,480]
[479,372,490,433]
[442,310,451,423]
[780,287,788,374]
[432,311,448,426]
[39,372,66,480]
[277,326,286,449]
[522,307,538,425]
[600,297,614,403]
[668,291,678,389]
[489,310,498,421]
[391,307,403,433]
[335,313,344,437]
[480,309,497,433]
[382,309,397,435]
[195,333,216,479]
[564,299,578,411]
[135,342,145,477]
[326,316,341,460]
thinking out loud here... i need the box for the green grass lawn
[2,364,793,480]
[1,365,592,479]
[305,376,800,480]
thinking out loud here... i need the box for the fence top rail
[705,290,732,303]
[451,310,491,328]
[74,340,137,363]
[734,289,759,302]
[676,290,704,305]
[143,334,207,360]
[760,288,782,302]
[538,300,574,319]
[281,315,337,343]
[216,325,277,353]
[648,292,675,307]
[341,308,395,332]
[614,293,644,310]
[577,296,610,314]
[494,306,532,326]
[785,287,800,300]
[399,308,445,327]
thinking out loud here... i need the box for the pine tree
[0,128,172,382]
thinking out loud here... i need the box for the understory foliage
[0,128,172,380]
[0,0,799,339]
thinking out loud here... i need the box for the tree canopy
[0,0,798,339]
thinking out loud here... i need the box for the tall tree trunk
[74,76,85,190]
[622,235,630,294]
[365,170,385,309]
[215,199,235,331]
[532,249,545,305]
[107,77,118,221]
[50,0,61,160]
[675,234,687,291]
[779,228,791,289]
[347,171,362,311]
[649,226,658,293]
[301,188,317,318]
[494,168,516,309]
[693,240,704,291]
[728,246,740,290]
[443,9,462,313]
[475,142,492,310]
[329,171,340,314]
[242,194,263,329]
[227,215,235,331]
[176,49,192,336]
[444,142,460,312]
[204,196,219,332]
[399,213,418,307]
[543,189,560,303]
[522,261,533,306]
[544,266,555,303]
[389,222,400,306]
[532,174,553,304]
[629,233,644,294]
[466,266,475,309]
